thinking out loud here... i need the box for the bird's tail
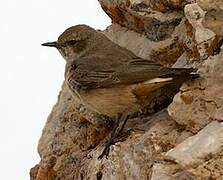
[166,67,199,80]
[182,68,199,80]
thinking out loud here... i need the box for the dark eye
[67,40,78,46]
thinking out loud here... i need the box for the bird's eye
[67,40,78,46]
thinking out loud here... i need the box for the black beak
[41,41,59,48]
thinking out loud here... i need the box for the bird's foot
[112,129,132,143]
[98,140,112,160]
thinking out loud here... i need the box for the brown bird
[42,25,197,159]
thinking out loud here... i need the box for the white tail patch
[144,77,173,84]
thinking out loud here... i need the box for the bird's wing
[66,56,193,91]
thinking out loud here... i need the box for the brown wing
[66,56,193,91]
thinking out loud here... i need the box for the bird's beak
[41,41,59,48]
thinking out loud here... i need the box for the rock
[214,107,223,122]
[184,3,215,44]
[151,163,195,180]
[166,121,223,167]
[151,164,176,180]
[30,165,39,180]
[197,0,223,36]
[190,149,223,179]
[99,0,183,41]
[168,49,223,133]
[168,3,223,133]
[76,111,186,180]
[197,0,223,10]
[184,3,217,60]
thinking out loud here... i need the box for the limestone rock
[190,149,223,179]
[184,3,215,44]
[151,163,194,180]
[168,3,223,133]
[197,0,223,36]
[98,0,183,41]
[214,107,223,122]
[168,49,223,133]
[166,121,223,167]
[151,164,177,180]
[183,3,219,61]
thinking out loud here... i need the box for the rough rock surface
[98,0,184,41]
[197,0,223,36]
[31,1,223,180]
[166,121,223,167]
[168,47,223,133]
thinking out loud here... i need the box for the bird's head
[42,25,101,62]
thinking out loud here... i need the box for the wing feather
[66,56,193,91]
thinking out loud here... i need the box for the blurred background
[0,0,110,179]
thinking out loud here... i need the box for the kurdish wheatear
[42,25,198,159]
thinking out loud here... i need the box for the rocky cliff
[30,1,223,179]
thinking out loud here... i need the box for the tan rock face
[197,0,223,36]
[166,121,223,167]
[167,3,223,134]
[168,50,223,133]
[76,111,190,180]
[99,0,183,41]
[190,150,223,180]
[31,1,223,180]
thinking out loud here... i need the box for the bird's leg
[115,113,131,137]
[98,113,132,159]
[112,113,132,143]
[98,114,122,159]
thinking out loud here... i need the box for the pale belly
[67,78,173,117]
[78,85,140,117]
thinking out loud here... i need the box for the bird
[42,24,198,159]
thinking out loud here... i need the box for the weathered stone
[214,107,223,122]
[197,0,223,10]
[190,149,223,179]
[76,111,184,180]
[196,0,223,36]
[184,3,217,60]
[132,0,192,13]
[185,4,215,43]
[99,0,183,41]
[151,163,195,180]
[168,3,223,133]
[168,49,223,133]
[166,121,223,167]
[151,164,176,180]
[30,165,39,180]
